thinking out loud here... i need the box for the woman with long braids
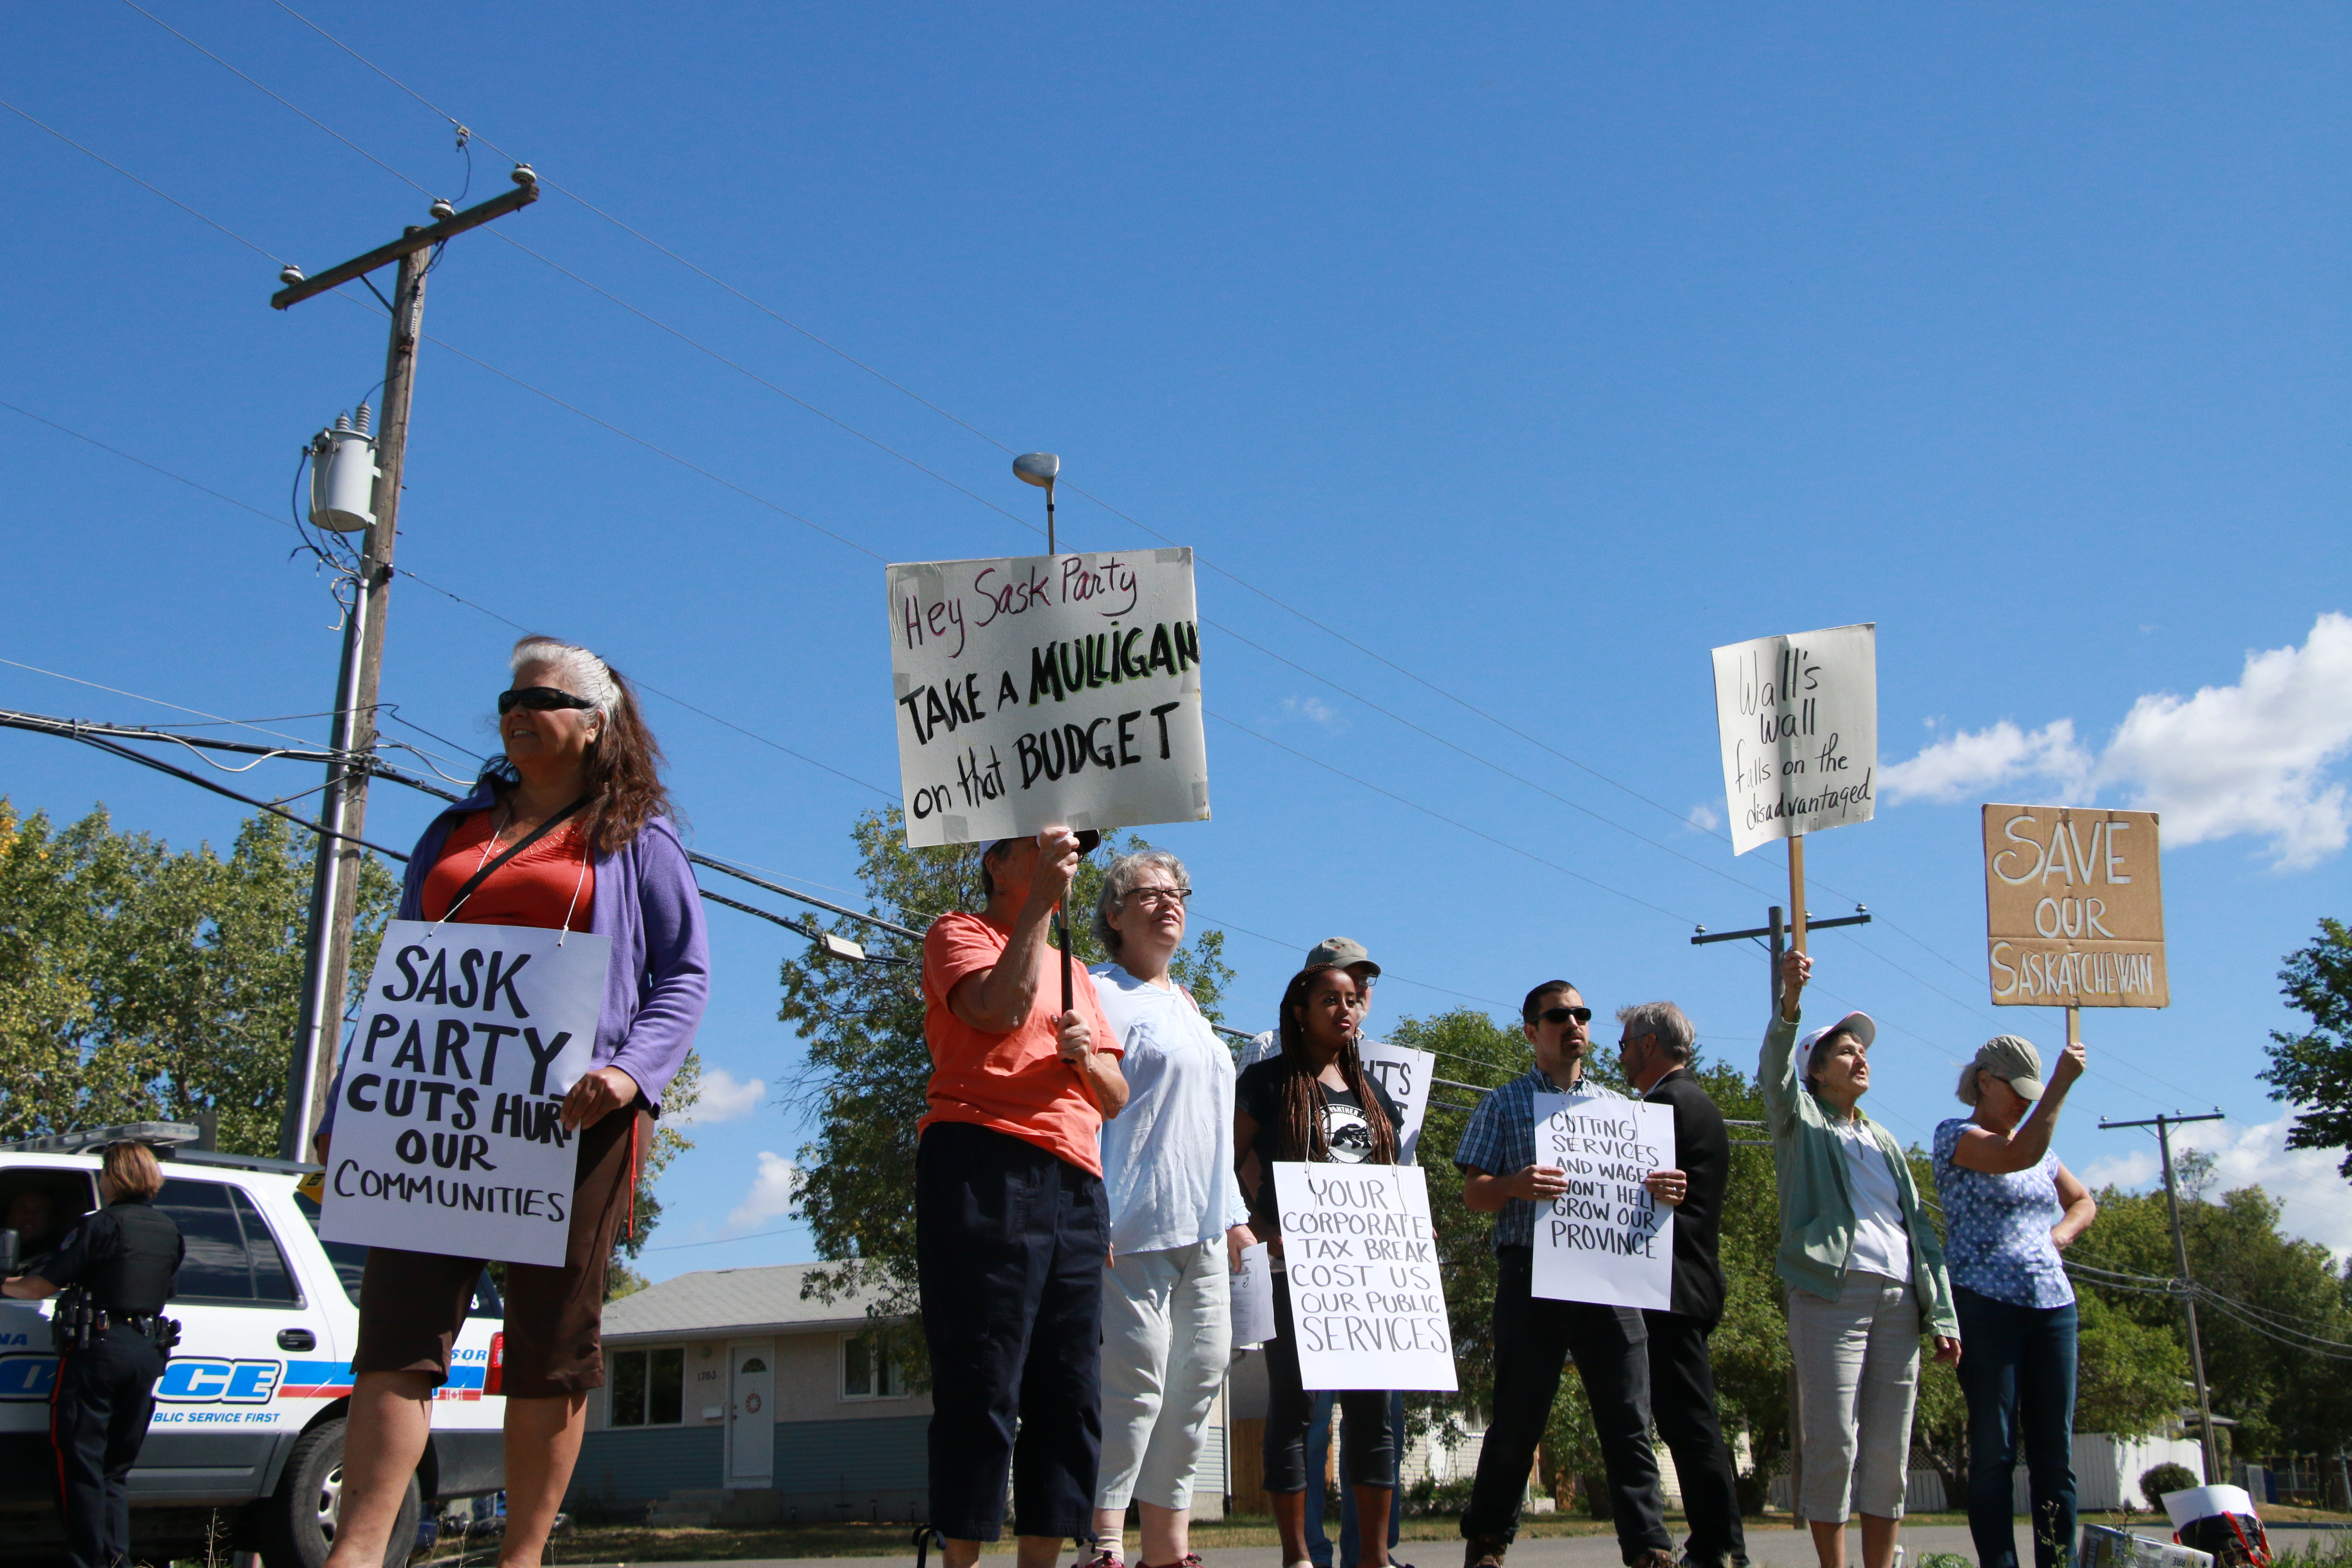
[315,634,708,1568]
[1233,962,1409,1568]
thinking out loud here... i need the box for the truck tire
[256,1417,422,1568]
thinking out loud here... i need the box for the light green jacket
[1760,1011,1960,1338]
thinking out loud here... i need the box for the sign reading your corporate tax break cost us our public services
[1982,804,2167,1008]
[887,550,1211,848]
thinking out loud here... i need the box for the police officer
[3,1140,183,1568]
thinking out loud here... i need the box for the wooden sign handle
[1788,833,1808,956]
[2065,1004,2080,1050]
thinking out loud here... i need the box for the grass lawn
[422,1507,2352,1565]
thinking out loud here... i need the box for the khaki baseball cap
[1975,1035,2046,1099]
[1306,936,1380,977]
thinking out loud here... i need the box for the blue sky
[5,4,2349,1275]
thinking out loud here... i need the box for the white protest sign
[888,550,1210,848]
[1270,1162,1455,1391]
[1358,1042,1435,1164]
[1710,623,1877,856]
[1528,1093,1675,1312]
[321,919,609,1266]
[1229,1241,1275,1349]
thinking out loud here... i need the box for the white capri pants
[1096,1238,1232,1511]
[1788,1271,1923,1522]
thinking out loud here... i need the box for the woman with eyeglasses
[1764,950,1959,1568]
[313,634,709,1568]
[1080,849,1253,1568]
[1235,962,1408,1568]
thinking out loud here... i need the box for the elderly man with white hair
[1080,847,1253,1568]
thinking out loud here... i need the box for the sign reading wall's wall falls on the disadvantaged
[888,549,1210,848]
[320,919,608,1266]
[1982,804,2167,1008]
[1709,623,1877,856]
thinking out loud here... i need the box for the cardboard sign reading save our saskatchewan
[1983,804,2168,1008]
[1270,1162,1456,1391]
[888,550,1210,848]
[1709,623,1877,855]
[1528,1093,1676,1311]
[320,919,609,1266]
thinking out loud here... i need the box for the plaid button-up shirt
[1453,1066,1626,1253]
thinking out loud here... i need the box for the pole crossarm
[272,172,539,309]
[2099,1112,2226,1130]
[1692,910,1871,946]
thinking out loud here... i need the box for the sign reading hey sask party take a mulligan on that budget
[1982,804,2168,1008]
[320,920,608,1267]
[888,549,1210,847]
[1709,623,1877,856]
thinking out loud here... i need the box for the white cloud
[674,1066,765,1126]
[1880,613,2352,870]
[1882,719,2093,805]
[1280,696,1339,728]
[2078,1112,2352,1263]
[1686,802,1723,833]
[726,1152,802,1233]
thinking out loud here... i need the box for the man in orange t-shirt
[918,826,1127,1568]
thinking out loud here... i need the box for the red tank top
[422,808,597,930]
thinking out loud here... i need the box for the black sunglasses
[1538,1005,1593,1026]
[498,686,597,715]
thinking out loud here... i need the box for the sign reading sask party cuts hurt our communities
[888,549,1210,847]
[320,919,609,1266]
[1982,804,2168,1008]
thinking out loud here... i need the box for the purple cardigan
[318,786,710,1137]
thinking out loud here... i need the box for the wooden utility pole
[2101,1109,2228,1482]
[273,167,539,1162]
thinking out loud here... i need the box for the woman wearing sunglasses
[314,634,709,1568]
[1764,950,1959,1568]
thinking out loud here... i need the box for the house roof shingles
[598,1262,896,1344]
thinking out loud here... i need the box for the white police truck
[0,1124,506,1566]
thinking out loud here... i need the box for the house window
[609,1346,685,1426]
[842,1334,908,1400]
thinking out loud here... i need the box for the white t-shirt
[1092,964,1251,1256]
[1834,1118,1914,1284]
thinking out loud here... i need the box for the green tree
[780,809,1234,1370]
[2067,1178,2352,1454]
[0,799,398,1153]
[2260,918,2352,1175]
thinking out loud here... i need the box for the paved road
[558,1519,2352,1568]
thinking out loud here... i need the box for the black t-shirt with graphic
[1235,1056,1411,1228]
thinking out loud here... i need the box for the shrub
[2143,1463,2200,1510]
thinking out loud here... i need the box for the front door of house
[725,1339,775,1487]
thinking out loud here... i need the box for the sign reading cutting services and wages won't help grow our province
[1983,804,2168,1008]
[889,549,1211,847]
[1271,1162,1457,1392]
[1530,1093,1677,1312]
[1710,623,1877,856]
[321,920,609,1267]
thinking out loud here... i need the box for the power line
[0,97,287,263]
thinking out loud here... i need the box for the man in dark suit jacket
[1619,1001,1747,1568]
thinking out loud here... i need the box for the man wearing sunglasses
[1456,982,1674,1568]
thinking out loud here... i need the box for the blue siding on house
[775,1415,928,1492]
[570,1425,723,1505]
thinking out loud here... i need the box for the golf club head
[1013,452,1060,489]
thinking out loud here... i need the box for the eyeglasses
[1538,1005,1593,1026]
[498,686,597,715]
[1124,886,1191,910]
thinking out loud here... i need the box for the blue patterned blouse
[1932,1117,2076,1309]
